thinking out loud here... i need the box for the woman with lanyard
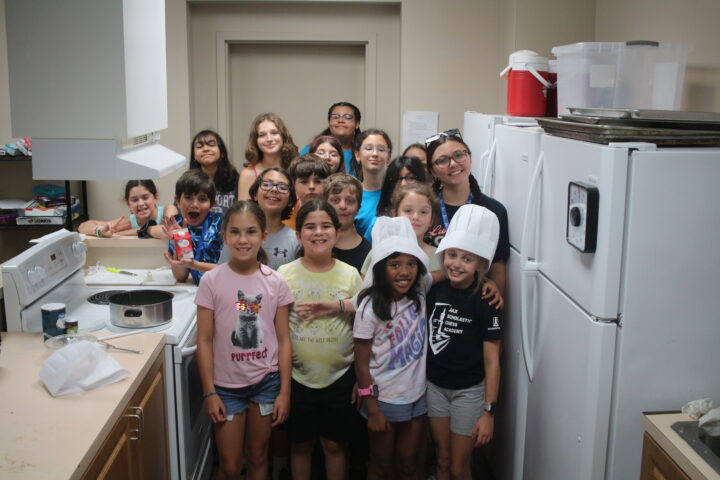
[425,129,509,305]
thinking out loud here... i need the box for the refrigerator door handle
[521,261,539,381]
[481,138,497,194]
[520,152,544,263]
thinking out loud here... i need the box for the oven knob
[27,266,46,286]
[72,241,87,261]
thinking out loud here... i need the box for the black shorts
[287,367,356,444]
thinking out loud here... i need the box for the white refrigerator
[464,113,720,480]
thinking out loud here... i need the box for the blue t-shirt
[356,189,381,240]
[167,211,224,284]
[130,206,164,229]
[300,143,354,175]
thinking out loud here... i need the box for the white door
[522,272,616,480]
[463,112,503,186]
[489,248,528,480]
[493,125,543,250]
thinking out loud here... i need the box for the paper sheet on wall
[401,111,439,152]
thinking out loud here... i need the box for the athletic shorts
[427,380,485,436]
[359,393,428,423]
[287,367,355,443]
[215,371,280,421]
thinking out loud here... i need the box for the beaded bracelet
[95,225,104,238]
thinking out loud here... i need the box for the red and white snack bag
[172,228,194,260]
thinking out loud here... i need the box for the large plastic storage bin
[551,41,692,115]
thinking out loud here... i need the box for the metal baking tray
[568,107,720,123]
[538,118,720,146]
[559,114,720,131]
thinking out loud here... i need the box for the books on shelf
[16,197,81,225]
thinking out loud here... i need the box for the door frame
[215,31,377,144]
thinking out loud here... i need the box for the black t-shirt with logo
[426,280,503,389]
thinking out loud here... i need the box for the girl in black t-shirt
[426,204,502,480]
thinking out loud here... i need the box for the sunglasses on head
[424,128,462,149]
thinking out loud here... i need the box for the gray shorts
[427,380,485,436]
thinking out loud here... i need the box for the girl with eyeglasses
[239,113,299,201]
[218,168,299,271]
[308,135,346,174]
[299,102,362,174]
[351,128,393,240]
[375,156,429,217]
[425,131,509,308]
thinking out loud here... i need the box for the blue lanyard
[438,191,473,230]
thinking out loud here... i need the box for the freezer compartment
[533,134,630,319]
[493,125,543,250]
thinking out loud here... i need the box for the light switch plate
[567,181,599,253]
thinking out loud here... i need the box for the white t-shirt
[195,263,293,388]
[353,295,428,404]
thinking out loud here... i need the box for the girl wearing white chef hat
[353,215,431,479]
[426,204,503,479]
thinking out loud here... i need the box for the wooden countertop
[645,412,720,480]
[0,332,165,479]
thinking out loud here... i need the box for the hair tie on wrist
[203,391,218,399]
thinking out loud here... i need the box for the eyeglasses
[432,150,469,168]
[361,144,389,154]
[259,180,290,194]
[330,113,355,121]
[424,128,462,148]
[398,173,418,183]
[315,149,340,159]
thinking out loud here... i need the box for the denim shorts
[215,371,280,420]
[359,393,427,423]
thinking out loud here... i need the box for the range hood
[5,0,185,180]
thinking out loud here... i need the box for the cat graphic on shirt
[231,291,264,349]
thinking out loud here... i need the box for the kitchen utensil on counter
[106,267,138,276]
[44,333,141,353]
[108,290,174,328]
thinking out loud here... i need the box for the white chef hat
[360,216,429,290]
[436,204,499,269]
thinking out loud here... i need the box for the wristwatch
[357,383,379,398]
[483,402,497,415]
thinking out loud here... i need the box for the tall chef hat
[436,204,499,270]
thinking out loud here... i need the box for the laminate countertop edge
[645,412,720,480]
[0,332,166,479]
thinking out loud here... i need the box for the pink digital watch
[357,383,379,397]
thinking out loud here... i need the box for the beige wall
[188,2,401,160]
[1,0,719,260]
[595,0,720,112]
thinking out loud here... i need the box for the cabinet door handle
[125,406,145,440]
[125,413,142,440]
